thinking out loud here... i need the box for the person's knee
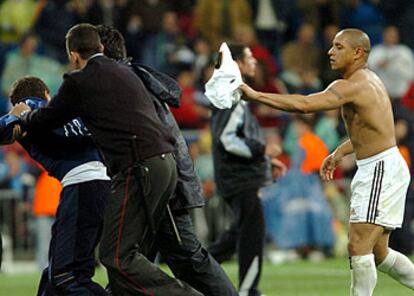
[348,237,370,256]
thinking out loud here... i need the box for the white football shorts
[350,146,411,229]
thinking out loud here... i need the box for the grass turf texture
[0,258,412,295]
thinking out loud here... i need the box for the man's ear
[354,47,365,60]
[69,51,80,62]
[44,90,51,101]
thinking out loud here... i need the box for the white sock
[377,248,414,289]
[350,254,377,296]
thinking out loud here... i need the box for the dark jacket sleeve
[20,74,82,131]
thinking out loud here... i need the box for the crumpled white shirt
[204,42,243,109]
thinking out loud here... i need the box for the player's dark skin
[240,29,396,264]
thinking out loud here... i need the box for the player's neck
[342,62,368,79]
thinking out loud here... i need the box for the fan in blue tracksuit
[1,76,110,296]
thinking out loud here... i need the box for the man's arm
[219,106,264,159]
[320,139,354,181]
[240,79,359,113]
[18,75,82,130]
[333,139,354,157]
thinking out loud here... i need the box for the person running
[3,76,110,295]
[12,24,203,296]
[96,24,238,296]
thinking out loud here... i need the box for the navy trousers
[37,180,110,296]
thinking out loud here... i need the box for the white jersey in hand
[205,42,243,109]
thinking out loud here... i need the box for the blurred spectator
[379,0,414,50]
[34,0,86,63]
[123,13,146,62]
[191,129,233,245]
[170,67,209,129]
[141,11,194,75]
[250,60,286,127]
[297,0,341,32]
[192,37,213,82]
[314,109,340,152]
[234,24,278,76]
[195,0,252,50]
[0,148,28,194]
[320,24,342,87]
[280,23,322,94]
[86,0,129,29]
[395,118,412,169]
[249,0,293,56]
[340,0,384,45]
[1,33,64,99]
[261,115,334,259]
[32,172,61,271]
[127,0,171,34]
[401,83,414,112]
[294,115,329,174]
[389,116,414,254]
[209,42,276,296]
[368,25,414,100]
[169,0,197,39]
[393,103,414,171]
[0,0,37,45]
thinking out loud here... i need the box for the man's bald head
[338,29,371,57]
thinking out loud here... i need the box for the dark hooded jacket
[131,63,204,210]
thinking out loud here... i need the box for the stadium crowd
[1,0,414,270]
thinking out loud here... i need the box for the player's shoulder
[326,78,369,103]
[63,68,83,81]
[327,79,361,94]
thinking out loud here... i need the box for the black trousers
[99,153,203,296]
[208,188,265,296]
[152,209,238,296]
[37,180,110,296]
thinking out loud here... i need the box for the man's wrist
[333,149,344,160]
[19,110,29,118]
[254,91,262,101]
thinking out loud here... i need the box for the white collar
[88,53,104,61]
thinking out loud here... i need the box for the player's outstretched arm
[240,80,358,113]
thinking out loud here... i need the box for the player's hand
[265,143,282,158]
[10,102,31,118]
[0,124,26,144]
[12,124,26,140]
[239,83,260,101]
[271,158,287,179]
[320,151,342,181]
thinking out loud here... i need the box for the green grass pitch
[0,258,412,295]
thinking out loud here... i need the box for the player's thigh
[348,223,385,255]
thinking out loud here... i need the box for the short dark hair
[9,76,49,105]
[65,23,103,59]
[96,25,127,60]
[227,42,248,61]
[215,42,247,69]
